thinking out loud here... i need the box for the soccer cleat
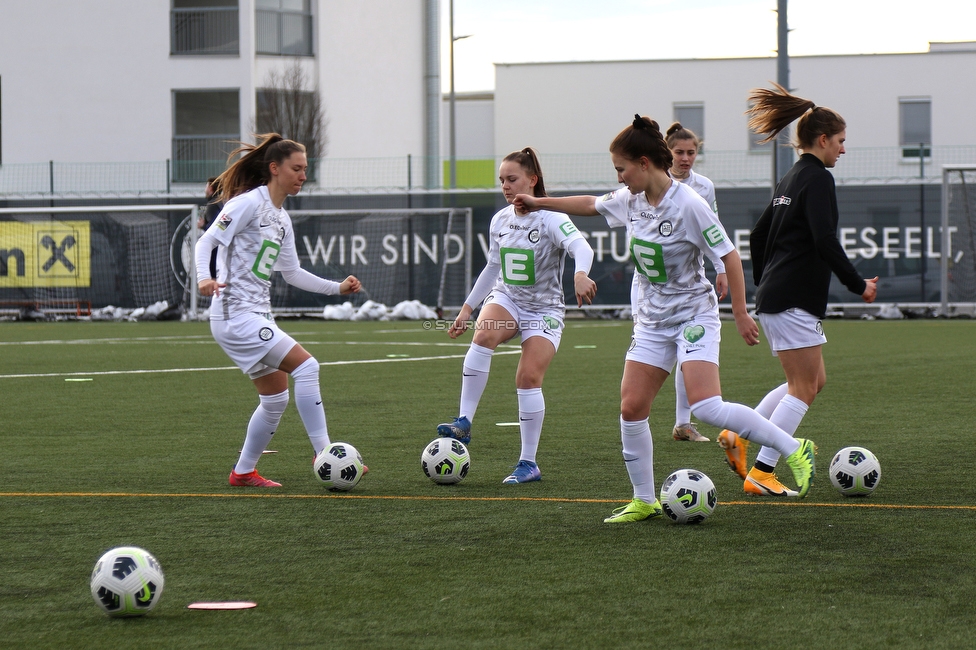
[717,430,749,479]
[436,416,471,445]
[785,438,817,498]
[603,498,663,523]
[229,469,281,487]
[672,422,710,442]
[502,460,541,484]
[744,467,799,497]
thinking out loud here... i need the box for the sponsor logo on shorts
[259,327,274,341]
[628,337,637,352]
[683,324,706,343]
[816,320,823,335]
[543,315,561,330]
[658,220,673,236]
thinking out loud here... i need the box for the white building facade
[0,0,439,189]
[493,44,976,188]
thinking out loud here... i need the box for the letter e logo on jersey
[702,225,725,248]
[630,238,667,283]
[252,240,281,280]
[559,221,578,237]
[500,247,535,285]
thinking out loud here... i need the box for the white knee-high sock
[235,389,289,473]
[516,388,545,463]
[291,357,330,455]
[755,382,789,418]
[756,394,809,467]
[690,396,800,458]
[674,363,692,426]
[459,343,493,421]
[620,417,656,503]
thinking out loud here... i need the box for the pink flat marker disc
[187,601,257,610]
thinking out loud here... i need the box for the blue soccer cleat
[502,460,541,484]
[436,416,471,445]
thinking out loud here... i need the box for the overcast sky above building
[442,0,975,92]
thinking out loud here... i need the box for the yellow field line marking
[1,492,973,510]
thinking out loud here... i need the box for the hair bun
[633,114,645,129]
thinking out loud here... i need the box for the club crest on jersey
[658,220,673,236]
[216,214,233,230]
[528,229,541,243]
[773,195,792,206]
[259,327,274,341]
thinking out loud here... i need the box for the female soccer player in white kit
[437,148,597,484]
[516,116,817,522]
[195,134,362,487]
[666,122,727,443]
[716,84,877,497]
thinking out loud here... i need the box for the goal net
[0,204,198,317]
[273,208,473,315]
[940,166,976,314]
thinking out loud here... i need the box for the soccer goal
[940,165,976,315]
[0,204,199,317]
[279,208,473,316]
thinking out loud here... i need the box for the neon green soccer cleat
[603,498,663,523]
[785,438,817,498]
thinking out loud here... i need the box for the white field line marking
[0,349,521,380]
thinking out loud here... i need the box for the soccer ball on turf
[660,469,717,524]
[829,446,881,496]
[313,442,364,491]
[90,546,164,617]
[421,438,470,484]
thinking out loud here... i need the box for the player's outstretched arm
[514,194,600,216]
[339,276,361,295]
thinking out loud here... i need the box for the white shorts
[482,291,564,352]
[758,308,827,356]
[625,311,722,372]
[211,312,297,379]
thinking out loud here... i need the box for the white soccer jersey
[595,181,733,329]
[485,205,586,312]
[679,169,718,214]
[676,170,725,274]
[205,185,303,321]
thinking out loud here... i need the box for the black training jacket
[750,153,866,318]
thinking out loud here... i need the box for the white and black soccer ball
[313,442,365,491]
[90,546,165,617]
[829,446,881,497]
[660,469,717,524]
[421,438,470,485]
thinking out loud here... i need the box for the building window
[256,0,314,56]
[171,0,239,55]
[673,102,704,144]
[172,90,240,182]
[900,98,931,158]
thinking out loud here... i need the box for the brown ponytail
[747,82,845,149]
[502,147,547,197]
[215,133,306,202]
[610,115,673,171]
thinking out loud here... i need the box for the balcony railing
[171,7,239,55]
[1,146,974,197]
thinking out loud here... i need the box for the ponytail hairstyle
[665,122,702,151]
[610,115,673,171]
[747,82,846,149]
[502,147,547,197]
[215,133,306,202]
